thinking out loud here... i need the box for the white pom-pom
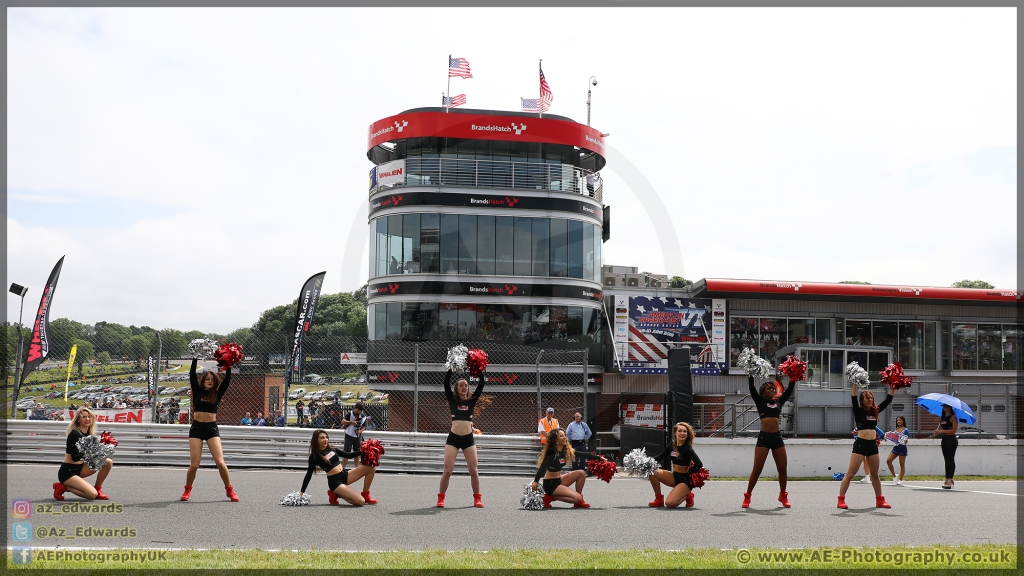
[623,448,659,480]
[845,361,869,387]
[279,491,310,506]
[521,484,545,510]
[75,435,115,471]
[444,344,469,373]
[737,347,772,380]
[188,338,218,359]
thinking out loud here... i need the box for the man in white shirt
[341,402,368,468]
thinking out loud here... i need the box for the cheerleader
[742,374,796,508]
[299,429,377,506]
[531,428,606,508]
[648,422,703,508]
[886,416,910,486]
[837,382,894,509]
[53,407,113,501]
[181,358,238,502]
[437,370,486,508]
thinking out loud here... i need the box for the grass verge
[7,545,1017,571]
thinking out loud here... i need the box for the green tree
[951,279,994,289]
[72,339,96,375]
[96,351,111,365]
[670,276,691,288]
[49,318,88,359]
[159,328,188,359]
[121,334,154,368]
[93,322,132,357]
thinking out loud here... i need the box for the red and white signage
[622,403,665,428]
[64,408,148,424]
[367,111,606,156]
[702,279,1021,303]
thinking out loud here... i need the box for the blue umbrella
[915,393,976,425]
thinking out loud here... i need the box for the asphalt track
[6,465,1017,550]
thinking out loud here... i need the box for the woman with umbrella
[916,393,975,490]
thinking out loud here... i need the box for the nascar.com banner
[622,403,664,428]
[18,256,66,399]
[286,272,326,386]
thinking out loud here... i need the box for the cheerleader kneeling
[648,422,703,509]
[54,407,113,501]
[531,428,606,508]
[299,429,378,506]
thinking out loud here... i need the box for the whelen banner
[18,256,65,398]
[369,159,405,191]
[285,272,326,387]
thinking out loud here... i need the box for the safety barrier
[4,421,544,476]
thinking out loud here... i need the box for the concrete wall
[693,438,1020,477]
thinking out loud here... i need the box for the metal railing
[4,421,545,476]
[373,157,603,203]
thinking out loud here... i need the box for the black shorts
[756,431,785,450]
[852,437,879,456]
[446,431,475,450]
[189,421,220,440]
[327,471,349,491]
[58,463,84,484]
[672,471,693,488]
[343,435,362,454]
[542,478,561,496]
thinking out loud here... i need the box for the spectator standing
[275,410,285,427]
[295,400,306,427]
[340,402,368,468]
[254,412,266,426]
[538,407,559,445]
[565,412,592,471]
[240,412,253,426]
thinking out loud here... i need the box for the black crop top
[534,447,601,482]
[300,446,360,493]
[65,428,85,462]
[940,414,954,430]
[652,443,703,473]
[748,376,795,419]
[851,393,892,430]
[443,370,485,422]
[190,359,231,415]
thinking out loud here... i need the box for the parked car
[176,386,190,395]
[371,393,389,402]
[311,391,326,401]
[358,391,373,400]
[357,378,366,383]
[288,388,306,400]
[304,374,325,384]
[303,392,315,400]
[340,392,354,400]
[321,390,340,401]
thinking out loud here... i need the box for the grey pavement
[6,465,1016,550]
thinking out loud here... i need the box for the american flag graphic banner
[621,296,724,375]
[449,57,473,78]
[442,94,467,108]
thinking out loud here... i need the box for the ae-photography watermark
[735,547,1014,567]
[11,548,167,566]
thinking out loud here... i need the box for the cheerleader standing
[437,370,486,508]
[837,382,894,509]
[181,358,238,502]
[647,422,703,508]
[742,375,796,508]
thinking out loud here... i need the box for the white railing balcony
[373,157,603,203]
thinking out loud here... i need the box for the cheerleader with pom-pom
[531,428,607,508]
[436,368,487,509]
[837,377,894,509]
[181,355,238,502]
[299,429,378,506]
[53,407,113,501]
[742,372,797,509]
[647,422,703,509]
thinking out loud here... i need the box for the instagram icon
[12,499,32,519]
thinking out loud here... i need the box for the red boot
[327,489,340,505]
[648,494,665,507]
[685,493,695,508]
[180,485,192,501]
[741,492,752,508]
[473,493,484,508]
[778,491,791,508]
[94,486,109,500]
[361,491,377,505]
[837,495,848,509]
[573,496,591,509]
[875,495,891,509]
[225,485,239,502]
[53,482,66,501]
[436,493,445,508]
[542,495,554,508]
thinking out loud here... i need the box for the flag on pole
[538,64,553,111]
[64,344,77,401]
[449,57,473,78]
[19,256,65,387]
[521,98,542,112]
[442,94,467,108]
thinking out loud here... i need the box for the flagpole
[538,59,543,119]
[446,54,451,113]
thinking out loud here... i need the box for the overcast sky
[6,7,1017,334]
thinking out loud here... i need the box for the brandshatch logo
[391,195,403,206]
[373,372,400,383]
[370,119,408,139]
[470,123,527,135]
[395,120,408,133]
[469,284,519,295]
[582,290,602,299]
[760,282,802,292]
[585,134,603,148]
[374,283,401,294]
[468,197,519,207]
[506,197,519,207]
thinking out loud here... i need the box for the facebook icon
[12,547,32,565]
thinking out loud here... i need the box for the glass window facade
[950,323,1022,371]
[370,214,602,281]
[729,317,829,366]
[369,302,602,343]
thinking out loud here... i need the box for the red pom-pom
[689,466,710,489]
[778,355,807,382]
[359,439,385,468]
[99,430,118,447]
[879,361,913,390]
[213,342,245,369]
[466,348,489,378]
[586,458,617,483]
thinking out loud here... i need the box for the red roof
[698,279,1020,303]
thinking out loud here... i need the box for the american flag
[538,65,553,110]
[520,98,542,112]
[442,94,467,108]
[449,57,473,78]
